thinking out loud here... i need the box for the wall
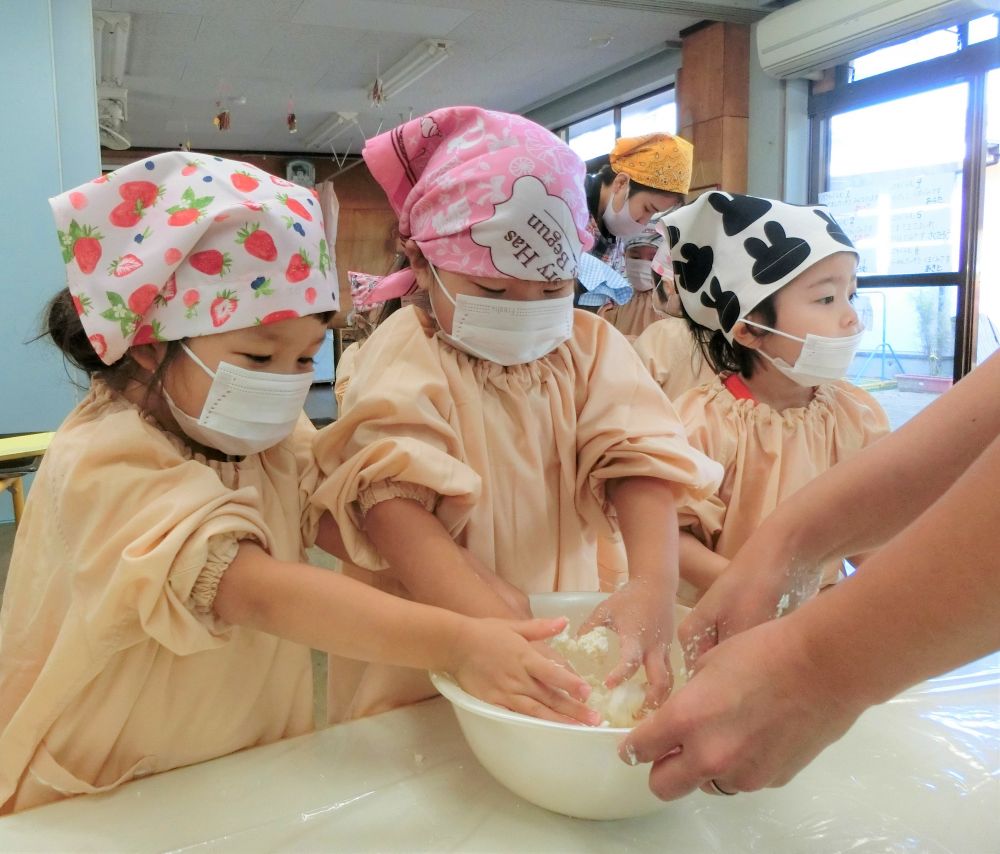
[747,22,811,203]
[1,0,101,522]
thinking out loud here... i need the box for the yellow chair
[0,432,55,530]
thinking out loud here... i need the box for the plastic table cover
[0,654,996,853]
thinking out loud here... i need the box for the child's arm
[679,531,728,598]
[363,497,524,619]
[214,541,598,725]
[579,476,679,708]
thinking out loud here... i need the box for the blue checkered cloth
[577,252,633,307]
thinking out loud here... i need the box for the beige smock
[597,290,661,340]
[674,377,891,602]
[0,381,322,814]
[633,315,715,401]
[334,340,361,412]
[311,305,722,721]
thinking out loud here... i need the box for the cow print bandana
[651,191,857,341]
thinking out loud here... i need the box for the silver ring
[709,779,737,796]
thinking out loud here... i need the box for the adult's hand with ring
[619,607,866,801]
[706,779,737,796]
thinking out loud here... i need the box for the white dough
[550,626,647,728]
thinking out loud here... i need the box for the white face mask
[624,257,656,292]
[163,342,313,456]
[430,264,574,366]
[602,181,646,238]
[743,320,864,387]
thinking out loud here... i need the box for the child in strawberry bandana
[0,152,598,814]
[651,191,890,605]
[310,107,722,724]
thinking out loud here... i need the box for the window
[851,15,997,81]
[559,86,677,164]
[566,110,616,162]
[620,90,677,138]
[811,15,999,425]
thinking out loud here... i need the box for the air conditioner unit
[757,0,1000,79]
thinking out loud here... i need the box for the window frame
[555,84,678,169]
[808,33,1000,381]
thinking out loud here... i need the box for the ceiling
[92,0,782,156]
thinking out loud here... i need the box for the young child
[653,191,890,604]
[632,231,715,399]
[310,107,723,722]
[0,152,596,814]
[598,221,678,340]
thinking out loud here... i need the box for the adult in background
[584,132,691,273]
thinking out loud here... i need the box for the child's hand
[577,578,674,710]
[450,616,601,726]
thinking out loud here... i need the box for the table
[0,432,54,527]
[0,432,54,464]
[1,655,997,853]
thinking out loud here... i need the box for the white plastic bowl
[430,592,687,820]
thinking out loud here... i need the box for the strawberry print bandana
[652,191,857,342]
[50,151,338,365]
[362,106,593,299]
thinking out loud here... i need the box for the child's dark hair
[681,294,779,379]
[596,163,663,199]
[41,288,184,393]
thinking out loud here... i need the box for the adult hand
[578,577,674,709]
[619,613,864,799]
[451,615,601,726]
[678,534,824,672]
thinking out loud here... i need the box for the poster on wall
[286,159,316,189]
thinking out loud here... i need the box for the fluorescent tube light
[376,39,453,100]
[304,111,360,150]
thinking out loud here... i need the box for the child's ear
[401,238,427,270]
[402,239,433,291]
[130,342,170,373]
[731,320,764,351]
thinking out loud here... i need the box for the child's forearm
[215,542,465,671]
[314,511,349,561]
[363,497,518,618]
[607,476,678,593]
[678,531,728,594]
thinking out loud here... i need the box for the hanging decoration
[368,52,386,107]
[286,96,297,134]
[213,102,231,131]
[369,78,386,107]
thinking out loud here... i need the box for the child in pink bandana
[312,107,722,723]
[0,152,595,815]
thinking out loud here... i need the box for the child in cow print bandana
[648,191,890,605]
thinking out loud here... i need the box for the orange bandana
[609,133,693,194]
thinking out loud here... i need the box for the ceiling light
[373,39,453,101]
[304,111,360,150]
[93,12,131,87]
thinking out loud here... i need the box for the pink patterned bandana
[348,269,417,311]
[362,106,593,293]
[50,151,338,365]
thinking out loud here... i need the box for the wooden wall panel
[677,22,750,196]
